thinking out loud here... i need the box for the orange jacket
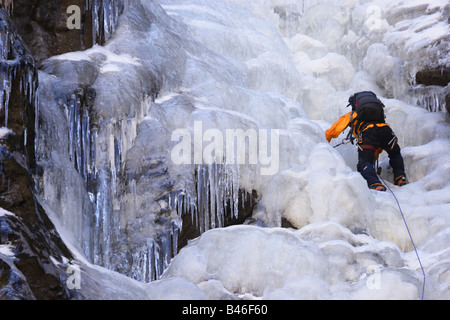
[325,111,390,142]
[326,111,389,159]
[325,111,355,142]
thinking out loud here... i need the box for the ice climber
[325,91,408,192]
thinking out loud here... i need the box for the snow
[0,208,15,257]
[162,224,424,300]
[0,127,12,139]
[0,207,14,217]
[0,244,15,257]
[35,0,450,300]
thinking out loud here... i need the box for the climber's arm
[325,112,353,142]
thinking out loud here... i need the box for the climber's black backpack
[348,91,385,123]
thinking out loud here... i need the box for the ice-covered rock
[162,224,432,300]
[6,0,448,300]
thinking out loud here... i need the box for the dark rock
[415,68,450,113]
[0,147,76,300]
[3,0,92,63]
[447,93,450,114]
[281,217,296,229]
[3,0,124,64]
[0,258,36,300]
[0,8,38,169]
[178,188,258,252]
[0,7,77,300]
[416,68,450,87]
[39,58,100,87]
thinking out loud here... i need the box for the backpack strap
[347,111,358,144]
[361,123,390,133]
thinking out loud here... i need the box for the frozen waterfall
[32,0,450,300]
[0,6,39,166]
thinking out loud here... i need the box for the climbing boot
[394,176,407,187]
[369,183,387,192]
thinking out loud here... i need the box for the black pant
[356,124,406,186]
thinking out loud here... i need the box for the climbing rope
[378,175,426,300]
[333,137,426,299]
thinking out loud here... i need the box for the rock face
[0,8,38,170]
[0,152,76,300]
[2,0,444,300]
[0,0,128,299]
[2,0,258,292]
[447,95,450,114]
[3,0,124,63]
[0,7,77,300]
[416,69,450,87]
[178,188,258,252]
[3,0,90,63]
[415,68,450,113]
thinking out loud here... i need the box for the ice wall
[232,0,449,111]
[163,224,424,299]
[0,7,38,166]
[0,6,82,300]
[409,84,449,112]
[34,0,450,300]
[37,0,259,283]
[153,0,449,299]
[87,0,125,45]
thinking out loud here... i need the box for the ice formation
[0,6,39,158]
[87,0,125,45]
[0,1,13,15]
[32,0,450,300]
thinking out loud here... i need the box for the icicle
[171,220,180,257]
[190,162,243,233]
[232,165,240,219]
[81,106,90,180]
[197,164,204,233]
[33,77,39,154]
[409,85,447,113]
[92,169,113,268]
[0,28,8,59]
[86,0,124,45]
[1,9,39,158]
[2,73,10,127]
[216,164,224,229]
[75,96,82,173]
[204,165,210,231]
[148,240,156,282]
[177,192,184,218]
[0,0,13,16]
[103,0,111,41]
[191,201,197,227]
[91,0,100,44]
[143,245,149,283]
[160,230,171,270]
[93,189,101,266]
[67,94,75,164]
[131,245,148,282]
[153,240,162,281]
